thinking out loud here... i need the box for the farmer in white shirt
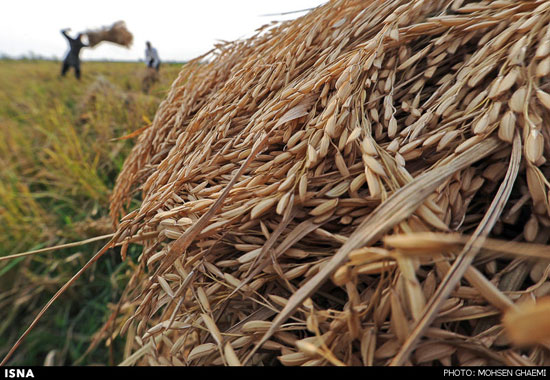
[145,41,160,72]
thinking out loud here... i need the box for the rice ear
[249,138,501,363]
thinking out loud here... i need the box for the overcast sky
[1,1,326,62]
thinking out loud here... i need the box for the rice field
[0,59,181,365]
[5,0,550,367]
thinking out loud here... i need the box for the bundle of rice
[85,21,133,48]
[108,0,550,366]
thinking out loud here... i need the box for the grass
[0,59,182,365]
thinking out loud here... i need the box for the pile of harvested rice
[86,21,133,48]
[108,0,550,366]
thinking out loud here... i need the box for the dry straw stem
[10,0,550,367]
[384,232,550,260]
[0,233,114,262]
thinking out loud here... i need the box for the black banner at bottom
[1,366,550,380]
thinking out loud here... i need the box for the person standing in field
[145,41,161,72]
[60,28,88,80]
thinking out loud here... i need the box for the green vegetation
[0,60,182,365]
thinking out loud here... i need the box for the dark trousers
[147,60,160,72]
[61,61,81,79]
